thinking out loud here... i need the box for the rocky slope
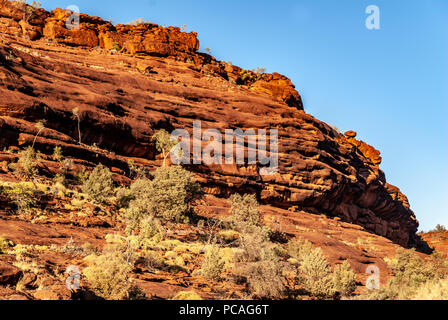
[0,0,424,251]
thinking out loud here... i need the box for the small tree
[152,129,179,167]
[82,164,114,204]
[32,121,45,148]
[201,244,225,281]
[298,245,334,297]
[72,108,82,144]
[229,194,262,232]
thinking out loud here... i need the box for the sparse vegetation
[12,146,41,180]
[111,42,121,52]
[171,291,202,300]
[83,237,135,300]
[52,146,63,162]
[152,129,179,167]
[430,224,447,233]
[81,164,114,204]
[229,194,286,299]
[253,67,266,75]
[32,121,45,148]
[17,0,41,23]
[0,237,11,254]
[229,194,262,231]
[360,248,448,300]
[411,277,448,300]
[3,182,37,214]
[127,17,149,25]
[200,243,225,280]
[288,238,357,298]
[233,225,286,299]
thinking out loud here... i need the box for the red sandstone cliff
[0,0,424,249]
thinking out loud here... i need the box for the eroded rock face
[0,1,301,109]
[344,131,382,166]
[0,1,423,249]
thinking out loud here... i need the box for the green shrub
[125,166,202,223]
[127,159,148,179]
[3,182,36,214]
[83,236,135,300]
[287,238,314,261]
[387,249,436,296]
[81,164,114,204]
[228,195,286,299]
[200,244,225,280]
[12,146,41,179]
[171,291,202,300]
[144,250,165,272]
[331,261,357,296]
[298,245,334,298]
[411,278,448,300]
[53,146,63,162]
[0,237,11,254]
[361,248,445,300]
[229,194,262,232]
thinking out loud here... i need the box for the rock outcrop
[0,0,424,249]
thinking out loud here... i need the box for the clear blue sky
[39,0,448,231]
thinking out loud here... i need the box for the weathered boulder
[0,261,22,286]
[251,72,303,109]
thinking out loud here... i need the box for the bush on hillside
[288,238,357,298]
[81,164,114,204]
[229,194,286,299]
[229,194,262,232]
[124,165,202,223]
